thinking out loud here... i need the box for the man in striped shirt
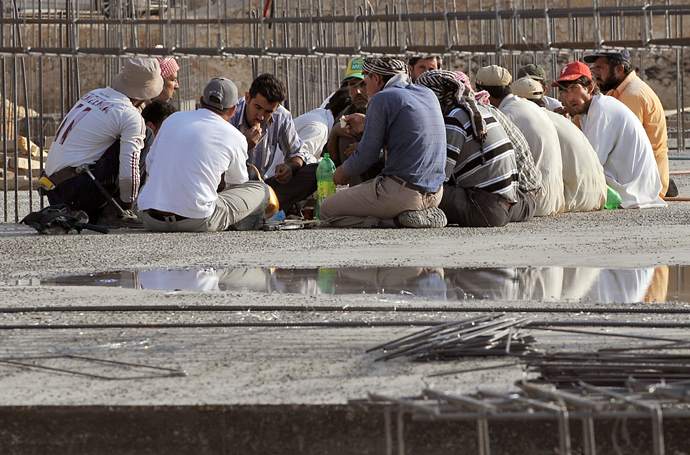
[417,70,520,227]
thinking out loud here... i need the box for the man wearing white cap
[476,64,565,217]
[513,76,607,213]
[138,78,270,232]
[43,57,162,224]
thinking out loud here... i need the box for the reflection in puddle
[37,265,690,304]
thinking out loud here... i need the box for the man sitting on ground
[43,57,161,224]
[138,77,269,232]
[513,77,607,213]
[320,58,447,228]
[326,57,382,184]
[555,61,666,209]
[230,74,314,213]
[584,50,674,197]
[516,63,563,112]
[476,65,565,217]
[417,70,519,227]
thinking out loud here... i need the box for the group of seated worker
[41,50,671,233]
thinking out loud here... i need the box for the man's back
[499,94,564,216]
[46,87,143,175]
[545,110,606,212]
[609,70,669,195]
[445,104,518,203]
[580,94,665,208]
[343,83,446,193]
[138,109,248,218]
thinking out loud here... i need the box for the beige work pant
[320,174,443,228]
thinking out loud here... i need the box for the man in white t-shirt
[138,78,269,232]
[555,61,666,209]
[44,57,162,224]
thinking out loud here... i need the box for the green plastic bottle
[605,185,622,210]
[316,153,336,220]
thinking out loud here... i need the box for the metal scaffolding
[1,0,689,220]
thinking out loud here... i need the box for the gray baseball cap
[203,77,238,110]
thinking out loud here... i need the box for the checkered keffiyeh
[361,58,409,77]
[156,57,179,79]
[417,69,487,144]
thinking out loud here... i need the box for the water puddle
[30,265,690,304]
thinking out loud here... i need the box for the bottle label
[317,181,337,200]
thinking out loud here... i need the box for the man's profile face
[410,57,438,80]
[558,82,593,117]
[154,72,179,102]
[590,57,621,93]
[364,73,384,98]
[346,78,369,110]
[244,93,280,127]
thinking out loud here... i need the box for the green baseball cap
[517,63,547,81]
[341,57,365,84]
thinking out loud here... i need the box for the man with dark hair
[138,77,269,232]
[321,57,447,228]
[555,61,665,209]
[476,65,565,217]
[417,70,519,227]
[408,56,442,81]
[141,100,176,136]
[584,50,673,197]
[230,73,315,213]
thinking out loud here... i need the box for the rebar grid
[368,380,690,455]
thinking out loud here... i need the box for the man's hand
[330,121,354,139]
[243,124,263,150]
[343,141,359,159]
[274,163,293,184]
[333,166,351,186]
[341,113,366,135]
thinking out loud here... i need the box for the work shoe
[395,207,447,228]
[666,178,679,197]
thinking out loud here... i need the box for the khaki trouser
[320,174,443,228]
[142,181,269,232]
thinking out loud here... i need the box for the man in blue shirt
[230,74,316,213]
[320,57,447,228]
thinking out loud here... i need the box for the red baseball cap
[551,61,592,87]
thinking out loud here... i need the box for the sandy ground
[1,167,690,407]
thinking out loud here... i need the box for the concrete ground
[1,165,690,454]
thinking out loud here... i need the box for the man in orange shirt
[584,50,674,197]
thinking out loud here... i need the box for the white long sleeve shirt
[499,94,565,216]
[45,87,146,203]
[579,94,666,209]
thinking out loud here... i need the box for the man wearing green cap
[326,57,380,184]
[517,63,563,112]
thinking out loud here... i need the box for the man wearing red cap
[555,61,666,209]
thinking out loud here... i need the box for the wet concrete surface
[2,169,690,453]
